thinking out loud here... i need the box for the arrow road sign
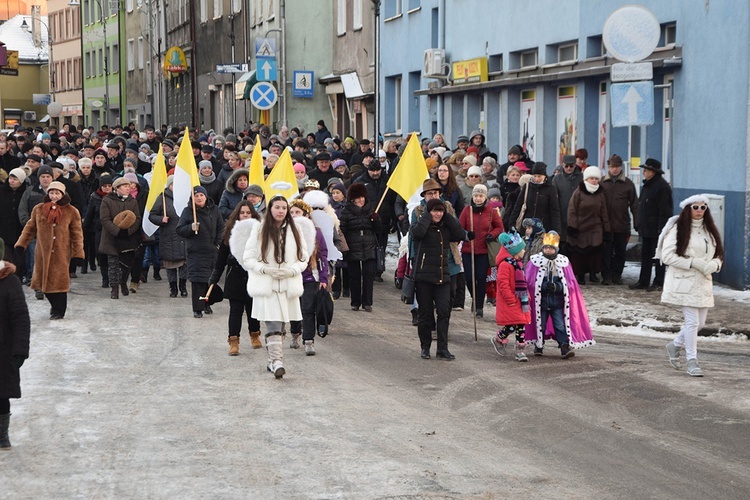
[249,82,278,110]
[610,82,654,127]
[256,57,277,81]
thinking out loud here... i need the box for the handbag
[315,288,334,337]
[336,229,349,253]
[375,245,386,274]
[514,184,530,231]
[400,239,422,304]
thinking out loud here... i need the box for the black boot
[120,281,129,297]
[141,265,149,283]
[179,279,188,297]
[102,276,110,288]
[411,308,419,326]
[153,268,162,281]
[0,413,10,449]
[111,286,119,299]
[169,281,178,298]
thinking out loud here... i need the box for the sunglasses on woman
[691,205,707,211]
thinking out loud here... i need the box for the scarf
[200,171,216,184]
[130,186,139,198]
[584,181,599,193]
[505,256,530,312]
[42,201,63,225]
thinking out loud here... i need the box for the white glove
[705,259,721,274]
[264,267,286,279]
[690,259,709,274]
[282,267,297,278]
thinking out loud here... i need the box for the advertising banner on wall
[598,82,608,169]
[520,90,536,161]
[556,87,577,166]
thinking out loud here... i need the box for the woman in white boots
[243,194,310,379]
[660,195,724,377]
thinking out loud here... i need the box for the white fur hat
[679,194,710,209]
[303,189,330,209]
[583,166,602,180]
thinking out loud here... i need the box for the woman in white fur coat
[658,194,724,377]
[242,194,313,379]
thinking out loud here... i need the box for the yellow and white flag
[264,148,299,200]
[142,144,168,236]
[248,147,265,188]
[172,127,200,213]
[387,132,429,208]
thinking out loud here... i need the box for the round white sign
[90,100,104,108]
[603,5,661,63]
[47,101,63,117]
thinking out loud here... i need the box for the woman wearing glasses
[658,195,724,377]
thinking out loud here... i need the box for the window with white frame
[138,37,144,69]
[199,0,208,23]
[337,0,346,35]
[520,49,538,68]
[558,43,577,63]
[353,0,362,30]
[111,43,119,72]
[127,39,135,71]
[214,0,223,19]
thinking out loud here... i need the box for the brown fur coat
[15,196,85,293]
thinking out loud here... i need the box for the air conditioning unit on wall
[23,111,37,121]
[423,49,446,78]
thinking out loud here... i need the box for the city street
[2,266,750,499]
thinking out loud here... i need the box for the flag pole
[162,191,167,218]
[470,209,478,341]
[374,185,391,213]
[191,188,198,234]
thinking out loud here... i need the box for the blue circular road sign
[250,82,278,110]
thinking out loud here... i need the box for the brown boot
[249,331,262,349]
[111,286,119,299]
[228,336,240,356]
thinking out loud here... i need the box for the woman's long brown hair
[260,196,304,264]
[222,200,261,245]
[434,165,460,199]
[675,204,724,260]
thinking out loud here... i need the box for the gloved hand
[567,226,579,238]
[370,212,380,222]
[118,229,129,238]
[690,259,710,274]
[705,259,721,274]
[11,355,27,369]
[485,234,495,243]
[466,231,476,241]
[544,282,558,294]
[282,267,297,278]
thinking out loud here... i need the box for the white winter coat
[242,217,313,322]
[660,220,721,308]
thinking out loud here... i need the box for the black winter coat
[78,172,99,212]
[356,170,396,220]
[0,264,30,399]
[339,202,381,262]
[507,180,561,233]
[551,168,583,240]
[210,242,251,302]
[636,174,673,237]
[176,199,223,282]
[410,210,466,285]
[83,191,105,253]
[149,190,187,262]
[0,182,27,249]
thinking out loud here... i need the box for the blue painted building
[379,0,750,288]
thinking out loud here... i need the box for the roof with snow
[0,14,49,63]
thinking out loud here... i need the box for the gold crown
[542,231,560,247]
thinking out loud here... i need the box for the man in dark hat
[314,119,332,146]
[601,154,638,285]
[551,154,582,248]
[199,144,222,174]
[630,158,672,291]
[355,156,395,282]
[308,151,343,187]
[105,141,124,172]
[350,139,372,168]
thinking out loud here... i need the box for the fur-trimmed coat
[0,261,30,399]
[16,197,85,293]
[240,217,313,323]
[219,168,249,220]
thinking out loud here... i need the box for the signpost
[256,58,278,81]
[610,82,654,127]
[293,70,314,98]
[216,64,248,74]
[249,82,278,110]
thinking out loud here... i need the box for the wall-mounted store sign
[164,46,188,75]
[452,58,488,85]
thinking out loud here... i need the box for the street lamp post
[69,0,110,126]
[21,15,54,103]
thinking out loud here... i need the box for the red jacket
[459,205,504,254]
[494,247,531,326]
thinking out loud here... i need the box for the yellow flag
[172,127,201,211]
[386,132,429,202]
[248,147,265,187]
[264,148,299,200]
[142,144,168,236]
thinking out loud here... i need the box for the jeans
[228,299,260,338]
[415,281,451,351]
[25,239,36,280]
[639,236,665,286]
[348,259,375,307]
[540,305,567,347]
[602,231,629,280]
[142,243,161,270]
[462,253,489,310]
[674,306,708,361]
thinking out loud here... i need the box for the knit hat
[433,146,446,158]
[467,166,483,177]
[531,162,548,176]
[123,157,137,169]
[333,159,347,169]
[243,184,264,198]
[522,218,545,235]
[472,184,488,196]
[99,173,113,186]
[487,187,502,200]
[196,160,212,171]
[499,231,525,256]
[9,167,27,183]
[424,157,438,170]
[425,198,446,213]
[327,177,341,188]
[113,210,137,229]
[456,135,469,143]
[329,183,347,196]
[293,162,307,174]
[508,145,523,155]
[193,186,208,197]
[289,198,312,215]
[583,166,601,180]
[466,146,480,156]
[112,177,130,190]
[462,155,477,166]
[47,180,66,194]
[93,149,108,159]
[124,173,139,185]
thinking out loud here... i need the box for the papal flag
[142,144,168,237]
[248,146,265,187]
[386,132,429,210]
[264,148,299,200]
[172,127,200,213]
